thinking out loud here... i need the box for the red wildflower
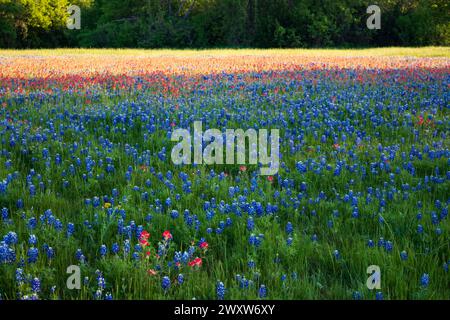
[139,230,150,246]
[418,115,424,126]
[147,269,157,276]
[200,241,208,250]
[239,165,247,172]
[333,143,340,149]
[188,257,202,267]
[163,230,172,240]
[140,230,150,240]
[267,176,274,182]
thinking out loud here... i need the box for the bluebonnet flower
[28,217,37,230]
[92,197,100,208]
[216,281,225,300]
[0,180,7,194]
[94,290,102,300]
[286,222,293,234]
[420,273,429,288]
[15,268,24,284]
[259,285,267,298]
[112,243,119,254]
[400,251,408,261]
[45,246,54,259]
[3,231,18,245]
[29,184,36,196]
[171,210,179,219]
[75,249,84,260]
[333,249,341,260]
[375,292,383,300]
[100,244,107,257]
[123,240,130,255]
[27,247,39,263]
[1,208,8,220]
[327,220,334,228]
[417,224,424,234]
[53,219,63,232]
[177,274,184,285]
[248,234,262,247]
[286,237,293,246]
[96,271,106,290]
[50,286,56,294]
[28,234,37,245]
[132,252,140,261]
[247,217,254,231]
[353,291,362,300]
[31,278,40,293]
[162,276,170,291]
[239,277,249,289]
[104,293,113,300]
[67,223,74,237]
[385,241,393,253]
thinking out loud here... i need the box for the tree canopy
[0,0,448,48]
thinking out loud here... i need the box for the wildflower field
[0,48,449,300]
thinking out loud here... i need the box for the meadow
[0,48,449,300]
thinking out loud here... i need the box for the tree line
[0,0,448,48]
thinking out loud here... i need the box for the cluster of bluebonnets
[0,61,449,300]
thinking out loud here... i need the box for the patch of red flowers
[188,257,202,267]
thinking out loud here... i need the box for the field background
[0,47,449,300]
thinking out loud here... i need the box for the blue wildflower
[100,244,107,257]
[259,285,267,298]
[27,247,39,264]
[162,276,170,291]
[216,281,226,300]
[420,273,429,288]
[31,278,40,293]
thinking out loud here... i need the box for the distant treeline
[0,0,448,48]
